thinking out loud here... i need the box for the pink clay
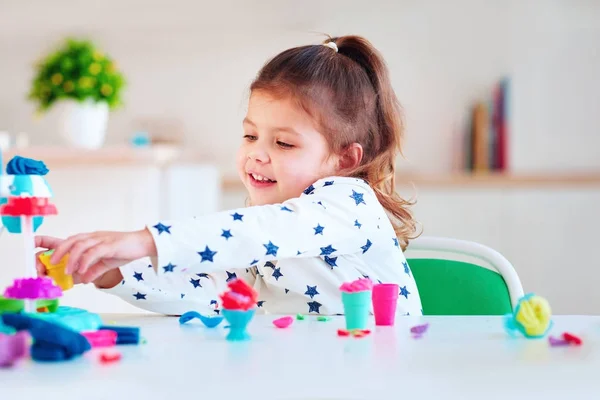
[3,277,62,300]
[339,278,373,293]
[272,316,294,328]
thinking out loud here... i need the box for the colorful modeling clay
[99,351,121,363]
[504,293,552,339]
[372,283,399,326]
[548,336,569,347]
[0,331,28,367]
[339,278,373,293]
[410,323,429,336]
[272,316,293,328]
[296,313,305,320]
[178,311,224,328]
[99,325,140,345]
[317,316,331,322]
[2,313,91,362]
[340,278,372,330]
[6,156,49,176]
[4,277,62,300]
[81,330,118,348]
[219,278,259,310]
[219,279,258,341]
[0,196,57,217]
[562,332,582,346]
[38,250,73,291]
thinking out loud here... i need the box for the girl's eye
[244,134,257,141]
[277,141,294,149]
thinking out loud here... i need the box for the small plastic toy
[0,155,59,313]
[339,278,373,331]
[31,306,103,332]
[504,293,553,339]
[220,278,258,341]
[549,332,582,347]
[0,296,59,314]
[372,283,399,326]
[179,311,224,328]
[272,316,293,328]
[38,249,73,291]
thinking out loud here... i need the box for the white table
[2,314,599,399]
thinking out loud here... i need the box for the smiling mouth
[248,173,277,185]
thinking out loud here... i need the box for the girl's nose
[247,148,269,163]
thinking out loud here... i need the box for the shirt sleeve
[96,258,221,316]
[147,178,385,276]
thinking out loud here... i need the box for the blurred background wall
[0,0,599,314]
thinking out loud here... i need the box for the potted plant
[28,38,125,149]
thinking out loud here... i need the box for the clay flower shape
[3,277,62,300]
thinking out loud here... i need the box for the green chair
[405,237,524,316]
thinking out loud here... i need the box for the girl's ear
[338,143,363,171]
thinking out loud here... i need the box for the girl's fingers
[65,238,100,274]
[51,233,92,264]
[34,235,62,250]
[78,244,110,275]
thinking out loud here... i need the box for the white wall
[1,0,599,176]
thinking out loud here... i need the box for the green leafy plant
[28,38,125,112]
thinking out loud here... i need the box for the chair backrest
[405,236,524,316]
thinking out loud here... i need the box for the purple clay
[410,323,429,335]
[549,336,570,347]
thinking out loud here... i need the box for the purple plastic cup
[372,284,399,326]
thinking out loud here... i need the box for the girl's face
[236,91,339,206]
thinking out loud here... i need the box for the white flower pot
[59,99,109,149]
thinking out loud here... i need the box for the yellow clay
[39,250,73,291]
[515,295,552,337]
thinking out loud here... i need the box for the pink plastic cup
[372,284,399,326]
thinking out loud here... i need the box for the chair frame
[405,236,525,309]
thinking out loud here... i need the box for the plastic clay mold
[4,277,62,300]
[31,306,102,332]
[179,311,224,328]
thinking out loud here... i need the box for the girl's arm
[148,178,385,276]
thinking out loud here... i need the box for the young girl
[35,35,423,317]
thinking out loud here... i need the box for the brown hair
[250,35,418,250]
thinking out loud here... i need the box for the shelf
[221,172,600,190]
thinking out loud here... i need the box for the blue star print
[231,212,244,221]
[280,205,293,212]
[210,300,218,306]
[305,285,319,299]
[400,286,410,299]
[197,273,209,279]
[250,259,259,266]
[265,261,276,269]
[226,271,237,282]
[121,279,125,285]
[190,278,202,288]
[323,256,337,268]
[133,272,143,281]
[221,229,233,240]
[285,288,290,294]
[264,241,279,257]
[153,223,171,235]
[133,292,146,300]
[316,201,326,209]
[354,219,362,229]
[403,261,411,276]
[198,246,217,262]
[307,301,322,313]
[323,181,334,186]
[272,267,283,281]
[320,245,337,256]
[257,301,265,307]
[313,224,324,235]
[393,238,399,248]
[163,263,176,273]
[349,190,366,205]
[303,184,315,195]
[181,294,185,299]
[361,239,372,254]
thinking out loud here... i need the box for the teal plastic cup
[341,290,371,330]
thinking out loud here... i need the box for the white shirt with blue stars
[99,176,423,317]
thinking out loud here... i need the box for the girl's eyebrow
[243,117,301,137]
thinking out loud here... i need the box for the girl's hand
[34,229,157,284]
